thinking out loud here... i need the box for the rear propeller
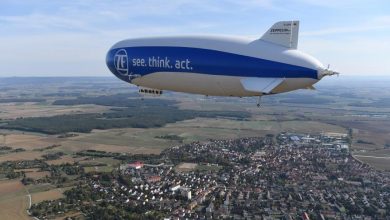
[320,64,340,78]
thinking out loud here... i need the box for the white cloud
[0,13,89,30]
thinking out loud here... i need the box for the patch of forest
[1,98,250,134]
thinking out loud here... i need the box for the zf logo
[114,49,128,76]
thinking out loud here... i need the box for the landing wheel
[256,96,262,108]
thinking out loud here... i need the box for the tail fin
[260,21,299,49]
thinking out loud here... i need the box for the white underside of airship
[133,72,318,97]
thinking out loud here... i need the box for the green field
[354,155,390,171]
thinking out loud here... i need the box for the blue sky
[0,0,389,77]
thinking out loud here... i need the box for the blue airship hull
[106,46,318,82]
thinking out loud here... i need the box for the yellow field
[26,171,50,180]
[46,155,85,165]
[175,162,198,172]
[2,134,54,150]
[0,103,111,119]
[84,166,114,173]
[0,180,30,220]
[0,132,67,157]
[31,188,65,204]
[354,155,390,171]
[0,151,43,162]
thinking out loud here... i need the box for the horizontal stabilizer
[260,21,299,49]
[240,77,284,94]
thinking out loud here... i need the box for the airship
[106,21,338,107]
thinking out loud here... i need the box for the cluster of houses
[75,133,389,219]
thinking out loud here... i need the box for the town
[4,132,389,219]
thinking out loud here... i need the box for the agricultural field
[81,157,121,173]
[175,162,198,172]
[0,180,29,220]
[0,151,44,161]
[354,155,390,171]
[31,188,65,204]
[45,155,85,165]
[0,103,111,120]
[25,171,50,180]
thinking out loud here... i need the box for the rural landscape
[0,76,389,219]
